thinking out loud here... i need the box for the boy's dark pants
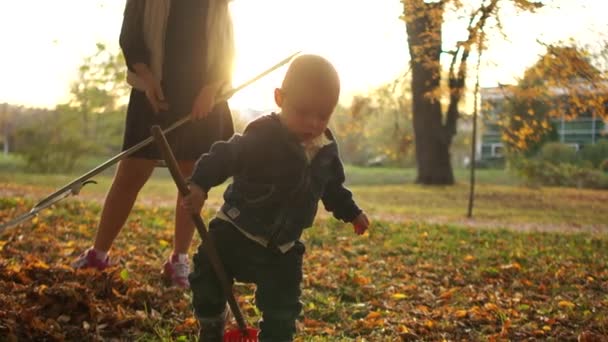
[189,218,304,341]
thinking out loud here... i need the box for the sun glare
[228,0,409,110]
[0,0,605,110]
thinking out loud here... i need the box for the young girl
[72,0,235,289]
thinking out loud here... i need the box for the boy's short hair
[281,54,340,100]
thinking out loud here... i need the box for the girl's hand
[351,212,370,235]
[181,183,208,214]
[133,63,169,114]
[191,82,221,120]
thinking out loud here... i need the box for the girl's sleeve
[119,0,149,72]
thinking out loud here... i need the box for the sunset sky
[0,0,606,111]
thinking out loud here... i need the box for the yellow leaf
[415,305,430,314]
[558,300,575,309]
[158,239,170,248]
[440,289,455,300]
[78,224,89,234]
[391,293,407,300]
[484,303,499,312]
[543,325,552,332]
[32,217,39,225]
[464,255,475,262]
[36,284,48,295]
[454,309,468,318]
[533,329,545,336]
[31,260,49,270]
[397,325,411,333]
[500,262,522,271]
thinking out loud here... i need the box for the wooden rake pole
[150,125,252,336]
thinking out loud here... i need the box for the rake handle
[150,125,248,333]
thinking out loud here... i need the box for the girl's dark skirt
[121,89,234,161]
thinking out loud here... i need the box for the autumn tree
[1,103,14,155]
[401,0,543,184]
[498,44,608,155]
[332,76,414,167]
[14,44,128,172]
[62,43,129,142]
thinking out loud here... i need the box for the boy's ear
[274,88,284,108]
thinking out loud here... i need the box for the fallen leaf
[453,310,467,318]
[391,293,407,300]
[558,300,575,309]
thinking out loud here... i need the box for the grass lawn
[0,199,606,340]
[1,164,606,230]
[1,158,607,340]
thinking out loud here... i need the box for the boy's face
[275,83,338,143]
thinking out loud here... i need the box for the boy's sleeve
[119,0,149,72]
[321,157,362,222]
[188,135,243,193]
[189,123,264,193]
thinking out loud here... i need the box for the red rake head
[223,327,259,342]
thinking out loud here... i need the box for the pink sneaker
[71,248,110,270]
[162,254,190,288]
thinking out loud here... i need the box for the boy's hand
[351,212,370,235]
[191,82,221,120]
[181,183,207,214]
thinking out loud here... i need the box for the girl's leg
[93,157,156,252]
[172,160,197,255]
[162,160,197,288]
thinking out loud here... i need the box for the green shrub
[537,142,578,165]
[579,140,608,168]
[513,158,608,189]
[14,113,99,173]
[600,159,608,173]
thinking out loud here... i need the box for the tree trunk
[404,0,454,185]
[2,103,8,155]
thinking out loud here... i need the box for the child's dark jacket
[190,113,361,246]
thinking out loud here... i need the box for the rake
[151,126,258,341]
